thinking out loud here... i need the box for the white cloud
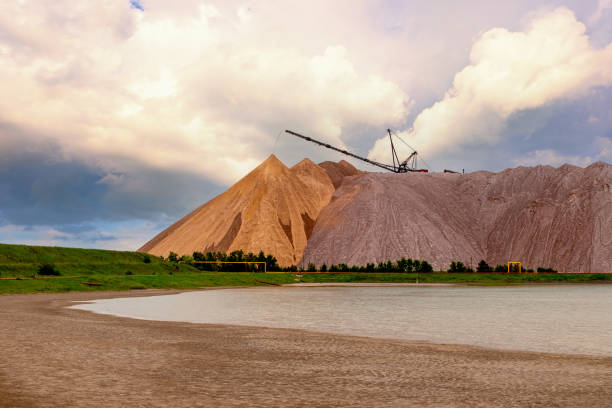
[0,0,409,185]
[513,150,594,167]
[514,136,612,168]
[368,7,612,165]
[0,221,161,251]
[595,136,612,160]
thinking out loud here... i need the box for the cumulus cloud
[514,136,612,167]
[0,0,408,185]
[513,150,594,167]
[368,7,612,166]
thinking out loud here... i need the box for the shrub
[143,254,151,264]
[38,263,60,276]
[537,267,557,273]
[125,270,133,275]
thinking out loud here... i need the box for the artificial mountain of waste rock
[139,155,350,266]
[141,156,612,272]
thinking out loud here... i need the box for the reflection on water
[71,285,612,356]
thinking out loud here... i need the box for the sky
[0,0,611,250]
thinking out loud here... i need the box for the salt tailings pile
[140,155,341,266]
[141,156,612,272]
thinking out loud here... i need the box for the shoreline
[69,285,612,359]
[2,289,612,407]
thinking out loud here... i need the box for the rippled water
[71,285,612,356]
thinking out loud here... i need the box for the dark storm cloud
[0,133,224,227]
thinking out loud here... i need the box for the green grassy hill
[0,243,197,278]
[0,243,294,294]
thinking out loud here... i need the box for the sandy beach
[1,289,612,407]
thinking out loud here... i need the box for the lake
[71,284,612,356]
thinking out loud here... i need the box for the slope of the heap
[303,161,612,272]
[318,160,364,188]
[139,155,335,266]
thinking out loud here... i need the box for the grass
[1,243,610,294]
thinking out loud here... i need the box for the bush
[537,267,557,273]
[143,254,151,264]
[125,270,133,275]
[38,263,60,276]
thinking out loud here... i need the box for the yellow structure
[507,262,522,273]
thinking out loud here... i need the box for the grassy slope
[0,243,185,276]
[1,243,610,294]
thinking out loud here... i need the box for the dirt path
[1,290,611,407]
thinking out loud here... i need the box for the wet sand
[1,289,612,407]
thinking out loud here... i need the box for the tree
[320,264,327,272]
[476,260,491,273]
[167,252,178,263]
[494,264,507,273]
[416,260,433,273]
[307,263,316,272]
[265,254,279,271]
[449,261,467,273]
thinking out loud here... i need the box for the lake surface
[71,285,612,356]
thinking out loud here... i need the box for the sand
[2,290,612,407]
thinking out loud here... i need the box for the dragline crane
[285,129,428,173]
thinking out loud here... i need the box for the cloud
[1,1,610,250]
[0,0,409,186]
[595,136,612,159]
[513,136,612,168]
[0,133,224,226]
[591,0,611,22]
[0,220,162,250]
[368,7,612,166]
[513,150,594,167]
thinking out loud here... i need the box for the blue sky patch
[129,0,144,11]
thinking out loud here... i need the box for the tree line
[160,251,556,273]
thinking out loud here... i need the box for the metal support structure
[285,129,427,173]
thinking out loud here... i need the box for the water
[71,285,612,356]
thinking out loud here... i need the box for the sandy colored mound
[303,162,612,272]
[318,160,363,188]
[139,155,334,266]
